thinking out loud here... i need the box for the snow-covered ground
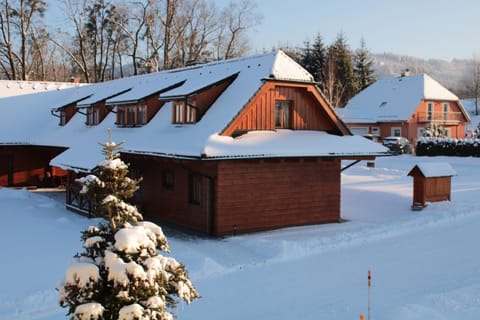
[1,155,480,320]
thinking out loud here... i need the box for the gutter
[121,148,390,161]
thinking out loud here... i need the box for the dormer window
[116,104,148,127]
[173,101,196,124]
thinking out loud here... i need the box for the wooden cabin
[408,162,456,208]
[0,51,389,235]
[340,73,471,146]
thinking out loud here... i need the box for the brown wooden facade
[119,154,341,236]
[58,79,366,236]
[0,145,67,187]
[223,81,349,136]
[111,81,350,236]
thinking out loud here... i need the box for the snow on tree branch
[58,132,199,319]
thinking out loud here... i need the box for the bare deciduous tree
[463,55,480,115]
[322,55,345,109]
[0,0,47,80]
[215,0,261,59]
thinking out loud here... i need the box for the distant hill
[373,53,471,97]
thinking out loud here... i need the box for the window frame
[418,127,427,138]
[162,170,174,190]
[427,101,434,121]
[188,174,202,206]
[138,104,147,125]
[116,104,149,127]
[443,102,449,121]
[117,107,125,126]
[60,111,67,126]
[173,100,197,124]
[391,127,401,137]
[86,108,100,126]
[274,100,292,129]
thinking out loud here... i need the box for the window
[391,127,401,137]
[116,104,149,126]
[443,102,449,120]
[86,108,99,125]
[117,108,125,126]
[427,102,434,121]
[275,100,291,129]
[138,105,147,125]
[418,127,427,137]
[173,101,197,124]
[371,127,380,135]
[189,174,202,205]
[127,107,135,126]
[162,170,174,190]
[60,111,67,126]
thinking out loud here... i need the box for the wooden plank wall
[194,78,234,117]
[223,82,339,136]
[124,155,217,234]
[215,158,341,235]
[425,177,451,202]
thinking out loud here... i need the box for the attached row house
[0,51,388,236]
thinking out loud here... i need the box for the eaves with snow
[0,51,388,172]
[0,80,81,99]
[339,73,469,124]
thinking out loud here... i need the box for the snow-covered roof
[0,80,80,98]
[408,162,456,178]
[339,73,462,123]
[0,50,388,171]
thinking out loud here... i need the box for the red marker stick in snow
[368,270,372,320]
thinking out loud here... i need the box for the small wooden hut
[408,162,456,209]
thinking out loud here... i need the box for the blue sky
[245,0,480,60]
[46,0,479,61]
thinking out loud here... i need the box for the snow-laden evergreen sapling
[58,134,199,320]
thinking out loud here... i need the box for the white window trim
[371,127,380,135]
[418,127,426,138]
[138,104,147,125]
[427,101,434,120]
[173,101,196,124]
[391,127,401,137]
[443,102,449,120]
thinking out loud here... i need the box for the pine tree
[300,33,327,84]
[328,32,357,107]
[353,38,376,91]
[58,131,199,320]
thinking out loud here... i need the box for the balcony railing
[416,111,464,123]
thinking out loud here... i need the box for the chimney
[70,77,81,84]
[401,68,410,77]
